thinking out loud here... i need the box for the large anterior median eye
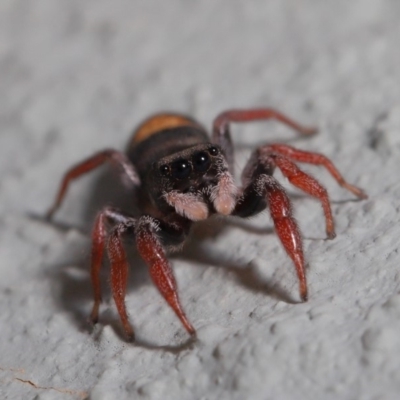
[171,159,192,179]
[192,151,211,172]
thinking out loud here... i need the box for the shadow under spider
[39,161,361,349]
[177,218,298,305]
[41,214,298,349]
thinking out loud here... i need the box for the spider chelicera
[47,108,367,341]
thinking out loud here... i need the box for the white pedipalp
[210,170,238,215]
[163,191,209,221]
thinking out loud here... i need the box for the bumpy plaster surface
[1,1,400,399]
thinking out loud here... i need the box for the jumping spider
[47,108,367,341]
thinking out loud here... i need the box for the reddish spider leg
[90,207,133,326]
[47,149,194,340]
[266,144,368,199]
[46,151,139,338]
[233,172,308,301]
[215,108,366,301]
[260,145,367,239]
[213,108,316,301]
[108,223,135,340]
[213,108,317,170]
[46,149,140,218]
[135,218,195,337]
[264,176,307,301]
[91,208,195,341]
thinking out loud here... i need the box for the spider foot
[300,279,308,302]
[326,230,337,240]
[89,308,99,325]
[299,126,318,136]
[120,318,135,342]
[125,329,135,343]
[345,183,368,200]
[45,207,56,221]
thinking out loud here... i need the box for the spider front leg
[234,169,308,301]
[103,214,194,341]
[46,149,140,219]
[134,216,195,337]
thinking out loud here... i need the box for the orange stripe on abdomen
[132,113,202,145]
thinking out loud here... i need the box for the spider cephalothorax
[47,109,367,341]
[149,143,237,220]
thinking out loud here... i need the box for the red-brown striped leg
[135,217,195,336]
[212,108,317,171]
[266,144,367,199]
[108,223,135,341]
[46,149,140,218]
[271,155,336,239]
[262,175,308,301]
[90,207,135,325]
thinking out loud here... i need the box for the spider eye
[171,159,192,179]
[159,164,170,176]
[192,151,211,172]
[209,146,219,156]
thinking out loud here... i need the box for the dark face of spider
[150,144,237,220]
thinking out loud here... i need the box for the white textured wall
[1,1,400,399]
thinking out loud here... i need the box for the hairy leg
[234,173,307,302]
[135,216,195,336]
[90,207,135,325]
[92,211,192,341]
[47,149,140,218]
[264,144,367,199]
[268,154,336,239]
[108,222,136,341]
